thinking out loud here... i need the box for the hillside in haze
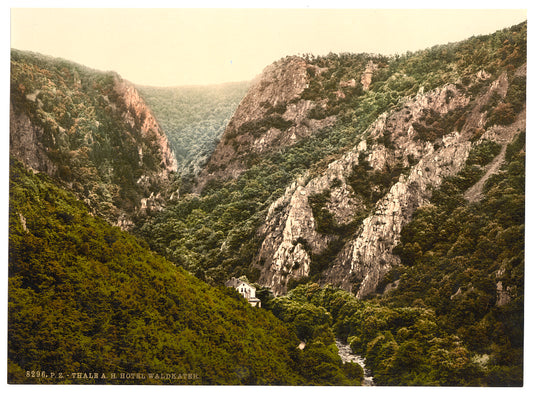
[137,82,249,186]
[9,21,526,386]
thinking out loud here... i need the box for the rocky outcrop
[330,130,472,297]
[196,56,336,191]
[10,102,57,175]
[112,75,178,220]
[464,105,526,205]
[114,76,177,172]
[113,77,177,172]
[361,60,379,91]
[11,75,177,180]
[10,52,177,228]
[253,70,523,297]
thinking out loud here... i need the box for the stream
[335,339,374,386]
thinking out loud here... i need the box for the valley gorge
[8,21,526,386]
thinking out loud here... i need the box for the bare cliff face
[111,75,178,217]
[111,76,178,227]
[196,56,336,190]
[10,50,177,229]
[10,101,58,175]
[253,70,523,297]
[113,76,177,171]
[361,60,379,91]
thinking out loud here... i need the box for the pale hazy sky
[9,7,528,86]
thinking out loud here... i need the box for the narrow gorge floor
[335,339,374,386]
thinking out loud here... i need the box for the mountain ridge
[10,49,177,229]
[254,65,525,296]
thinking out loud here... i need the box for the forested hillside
[137,82,249,183]
[10,50,178,229]
[8,21,525,387]
[136,22,525,386]
[260,129,524,386]
[139,22,526,292]
[8,158,361,385]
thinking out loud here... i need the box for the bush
[487,103,516,127]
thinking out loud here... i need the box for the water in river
[335,339,374,386]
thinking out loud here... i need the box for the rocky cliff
[10,50,177,228]
[157,23,525,299]
[195,56,337,191]
[253,66,525,296]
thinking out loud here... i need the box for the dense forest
[261,130,524,385]
[8,158,362,385]
[8,21,526,386]
[137,82,249,180]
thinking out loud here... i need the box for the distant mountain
[10,49,178,229]
[137,82,249,186]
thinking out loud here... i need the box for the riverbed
[335,339,374,386]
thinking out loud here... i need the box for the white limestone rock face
[254,71,521,297]
[361,60,379,91]
[329,133,473,297]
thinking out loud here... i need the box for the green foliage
[486,102,516,127]
[505,75,527,113]
[291,339,359,385]
[10,50,177,225]
[307,189,347,235]
[484,68,526,129]
[466,140,502,167]
[266,283,484,385]
[270,297,332,341]
[347,153,406,206]
[137,82,249,177]
[388,132,525,385]
[267,285,362,385]
[235,114,294,138]
[412,105,474,142]
[8,158,316,385]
